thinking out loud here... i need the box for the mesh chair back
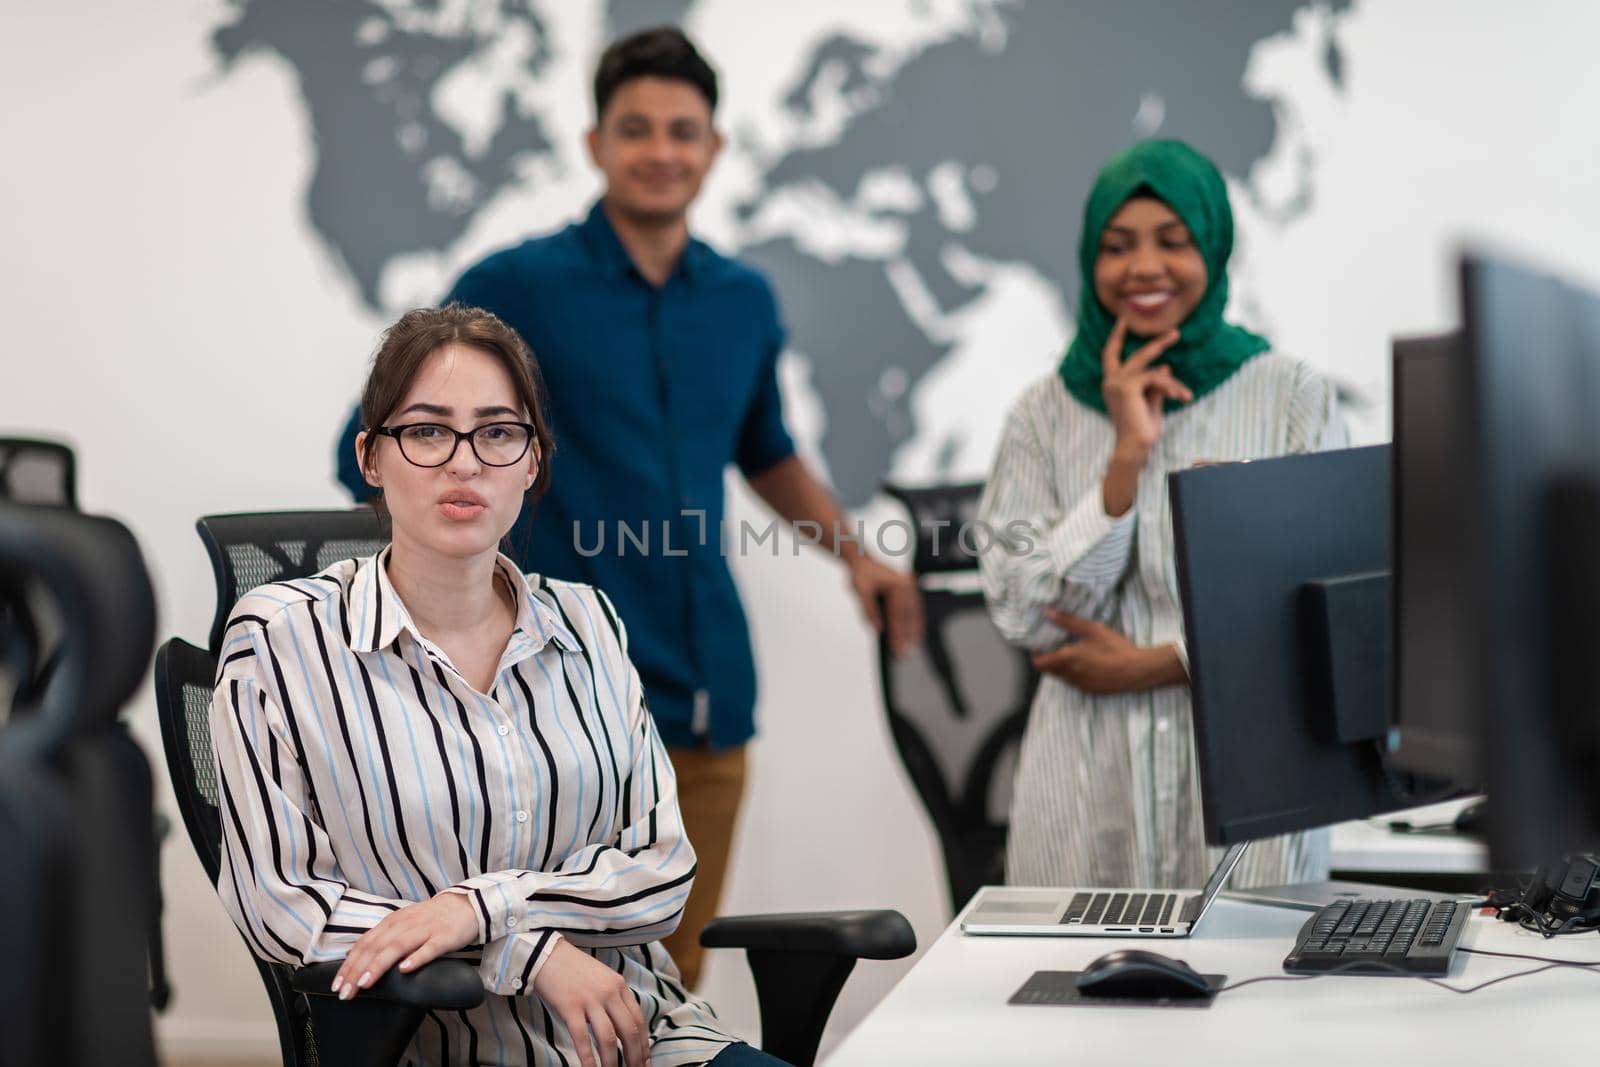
[878,483,1038,911]
[881,482,986,574]
[879,592,1035,910]
[154,635,313,1066]
[0,438,77,508]
[198,509,390,651]
[154,638,223,882]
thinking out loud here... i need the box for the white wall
[3,1,1599,1061]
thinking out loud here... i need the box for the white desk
[1329,799,1488,875]
[825,898,1597,1065]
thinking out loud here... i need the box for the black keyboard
[1061,890,1191,930]
[1283,898,1468,976]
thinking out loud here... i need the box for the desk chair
[0,437,76,718]
[163,508,918,1067]
[0,437,77,508]
[0,439,178,1011]
[197,508,391,652]
[878,483,1038,912]
[156,636,484,1067]
[0,532,71,1067]
[0,501,157,1066]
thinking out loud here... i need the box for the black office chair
[156,636,484,1067]
[0,501,158,1066]
[0,437,77,508]
[162,508,916,1067]
[197,508,391,652]
[0,439,177,1013]
[0,438,75,717]
[0,538,73,1067]
[878,483,1039,912]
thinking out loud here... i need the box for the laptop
[960,842,1247,938]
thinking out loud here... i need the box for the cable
[1492,898,1600,937]
[1215,951,1600,997]
[1461,946,1600,966]
[1475,871,1600,938]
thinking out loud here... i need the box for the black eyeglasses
[373,422,537,468]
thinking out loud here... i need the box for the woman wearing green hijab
[978,140,1346,889]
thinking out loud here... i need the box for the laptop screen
[1195,843,1249,910]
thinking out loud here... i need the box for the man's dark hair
[593,26,718,120]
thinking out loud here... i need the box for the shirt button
[497,724,510,737]
[1156,719,1171,733]
[506,917,518,930]
[511,978,523,991]
[516,810,529,823]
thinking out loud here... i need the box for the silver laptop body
[959,842,1247,938]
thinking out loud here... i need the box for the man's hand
[532,938,650,1067]
[331,891,480,1000]
[848,553,924,658]
[1030,608,1186,694]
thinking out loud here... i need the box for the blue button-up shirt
[336,203,795,749]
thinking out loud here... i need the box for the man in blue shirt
[336,27,922,989]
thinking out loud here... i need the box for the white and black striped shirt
[212,549,735,1066]
[979,354,1348,890]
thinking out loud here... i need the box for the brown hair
[358,304,555,497]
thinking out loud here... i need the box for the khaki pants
[661,742,748,990]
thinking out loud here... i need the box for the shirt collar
[579,199,710,286]
[350,547,578,656]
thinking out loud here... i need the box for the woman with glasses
[210,305,781,1067]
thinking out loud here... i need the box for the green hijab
[1058,139,1268,414]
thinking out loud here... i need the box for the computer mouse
[1453,800,1486,837]
[1075,948,1215,1000]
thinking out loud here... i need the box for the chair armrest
[700,909,915,961]
[292,959,485,1010]
[700,911,916,1066]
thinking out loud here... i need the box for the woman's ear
[355,431,380,487]
[525,443,540,490]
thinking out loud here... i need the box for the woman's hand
[1031,608,1187,694]
[331,891,480,1000]
[1099,317,1191,516]
[1100,316,1190,451]
[532,939,650,1067]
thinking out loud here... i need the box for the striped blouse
[978,353,1348,890]
[211,549,736,1066]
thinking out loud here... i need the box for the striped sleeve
[1285,362,1349,454]
[445,590,696,982]
[210,613,414,967]
[978,398,1135,650]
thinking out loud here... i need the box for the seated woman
[979,139,1347,890]
[211,306,783,1067]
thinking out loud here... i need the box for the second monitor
[1169,445,1448,847]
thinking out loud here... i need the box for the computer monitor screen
[1452,254,1600,866]
[1388,333,1484,785]
[1170,445,1441,846]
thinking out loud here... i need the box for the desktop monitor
[1388,333,1483,785]
[1169,445,1443,846]
[1390,254,1600,868]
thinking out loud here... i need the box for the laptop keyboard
[1062,891,1180,927]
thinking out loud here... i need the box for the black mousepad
[1008,969,1225,1009]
